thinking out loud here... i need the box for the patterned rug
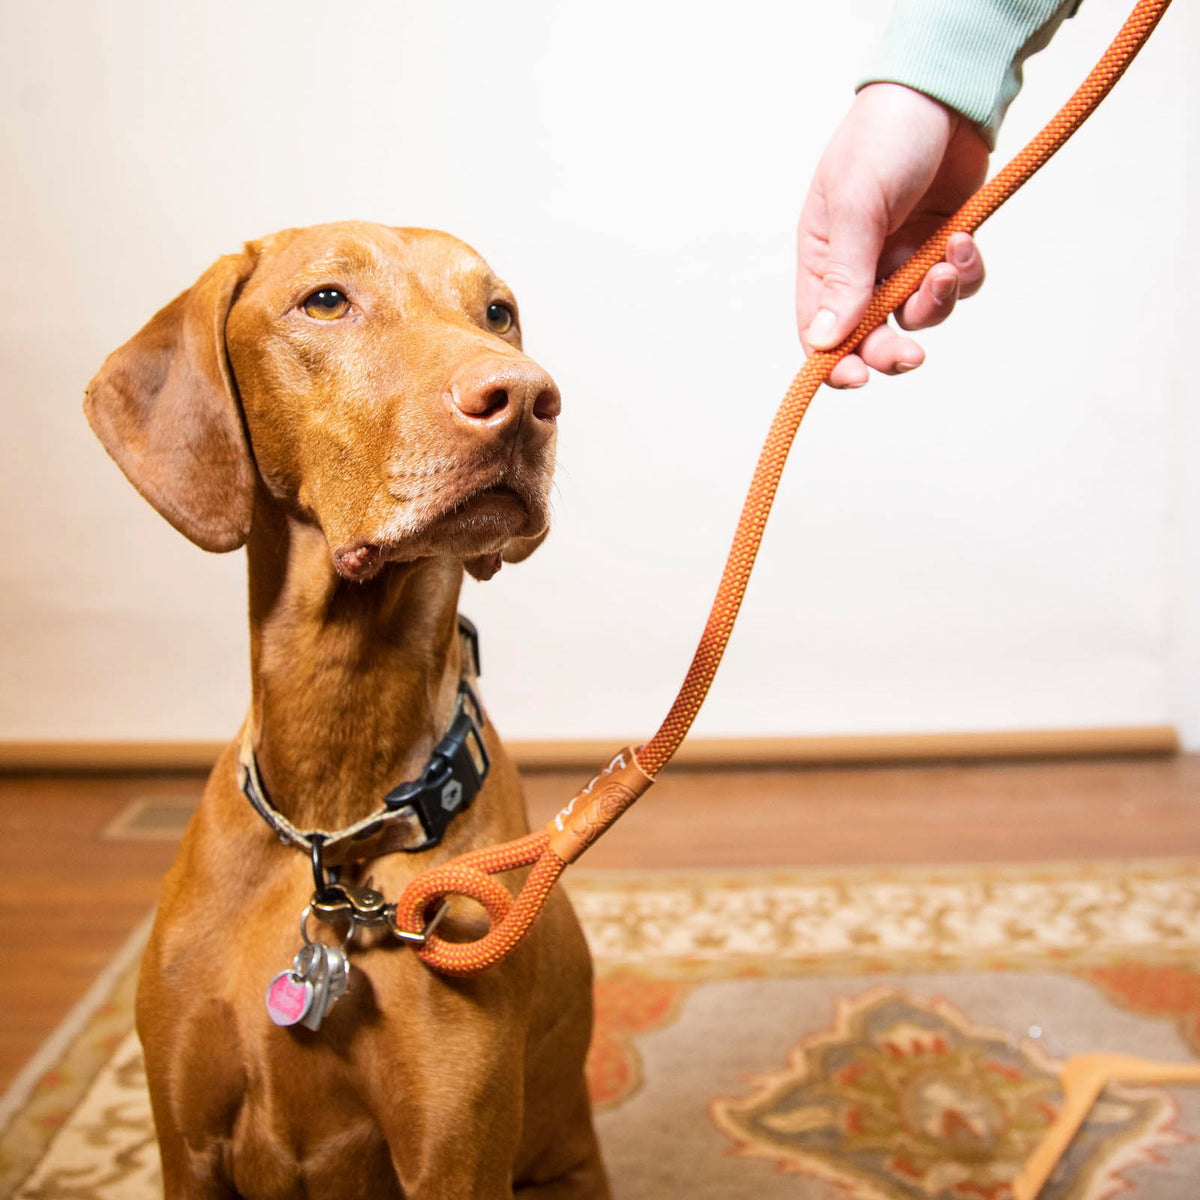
[5,860,1200,1199]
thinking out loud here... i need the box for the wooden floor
[4,753,1199,1095]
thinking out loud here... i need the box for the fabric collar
[238,615,489,867]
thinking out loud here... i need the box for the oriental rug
[5,860,1200,1199]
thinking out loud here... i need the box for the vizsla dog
[85,222,608,1199]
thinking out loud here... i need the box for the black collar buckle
[383,680,490,849]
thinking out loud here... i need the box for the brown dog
[85,221,609,1199]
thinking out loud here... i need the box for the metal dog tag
[299,943,351,1032]
[265,958,314,1027]
[267,903,354,1032]
[325,943,350,1002]
[266,943,328,1028]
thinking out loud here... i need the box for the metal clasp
[308,859,449,949]
[387,899,451,947]
[311,878,389,925]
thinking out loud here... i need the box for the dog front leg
[385,1080,524,1200]
[377,1016,527,1200]
[512,1074,611,1200]
[158,1151,244,1200]
[147,1101,241,1200]
[514,1151,611,1200]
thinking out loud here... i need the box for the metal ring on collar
[300,904,354,949]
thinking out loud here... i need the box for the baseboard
[0,741,230,771]
[0,725,1179,773]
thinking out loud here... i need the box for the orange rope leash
[398,0,1173,976]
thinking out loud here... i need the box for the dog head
[85,221,559,581]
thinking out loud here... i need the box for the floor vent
[102,797,195,841]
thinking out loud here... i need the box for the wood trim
[0,741,229,771]
[0,726,1179,773]
[511,726,1180,769]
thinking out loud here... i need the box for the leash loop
[391,831,554,973]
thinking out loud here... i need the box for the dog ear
[84,250,258,552]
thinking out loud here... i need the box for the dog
[85,221,609,1199]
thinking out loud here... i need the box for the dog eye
[486,302,515,335]
[302,289,351,320]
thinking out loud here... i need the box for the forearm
[858,0,1080,147]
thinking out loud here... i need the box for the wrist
[852,83,957,146]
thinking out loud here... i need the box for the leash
[392,0,1174,976]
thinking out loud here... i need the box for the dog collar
[238,615,489,867]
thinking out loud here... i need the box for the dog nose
[445,360,560,442]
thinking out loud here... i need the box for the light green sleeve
[858,0,1080,148]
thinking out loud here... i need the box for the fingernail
[807,308,838,348]
[895,361,919,373]
[949,239,973,268]
[932,275,956,303]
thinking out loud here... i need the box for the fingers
[896,263,961,333]
[804,220,884,352]
[827,355,870,389]
[796,183,890,355]
[896,232,985,332]
[826,328,923,387]
[796,209,888,385]
[947,232,985,299]
[829,234,986,381]
[858,324,925,376]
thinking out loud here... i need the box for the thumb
[806,210,885,351]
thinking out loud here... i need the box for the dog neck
[244,501,466,832]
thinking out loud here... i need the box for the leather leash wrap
[396,0,1172,976]
[546,748,653,864]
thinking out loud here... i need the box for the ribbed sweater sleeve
[858,1,1080,147]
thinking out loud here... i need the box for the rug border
[565,855,1200,889]
[0,912,153,1135]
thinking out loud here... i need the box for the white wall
[1,0,1194,747]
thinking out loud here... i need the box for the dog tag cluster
[265,942,349,1031]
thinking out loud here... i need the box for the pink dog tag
[265,971,313,1026]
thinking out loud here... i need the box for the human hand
[796,82,990,387]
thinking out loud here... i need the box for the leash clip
[386,899,451,947]
[311,878,389,925]
[309,865,450,948]
[308,836,390,928]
